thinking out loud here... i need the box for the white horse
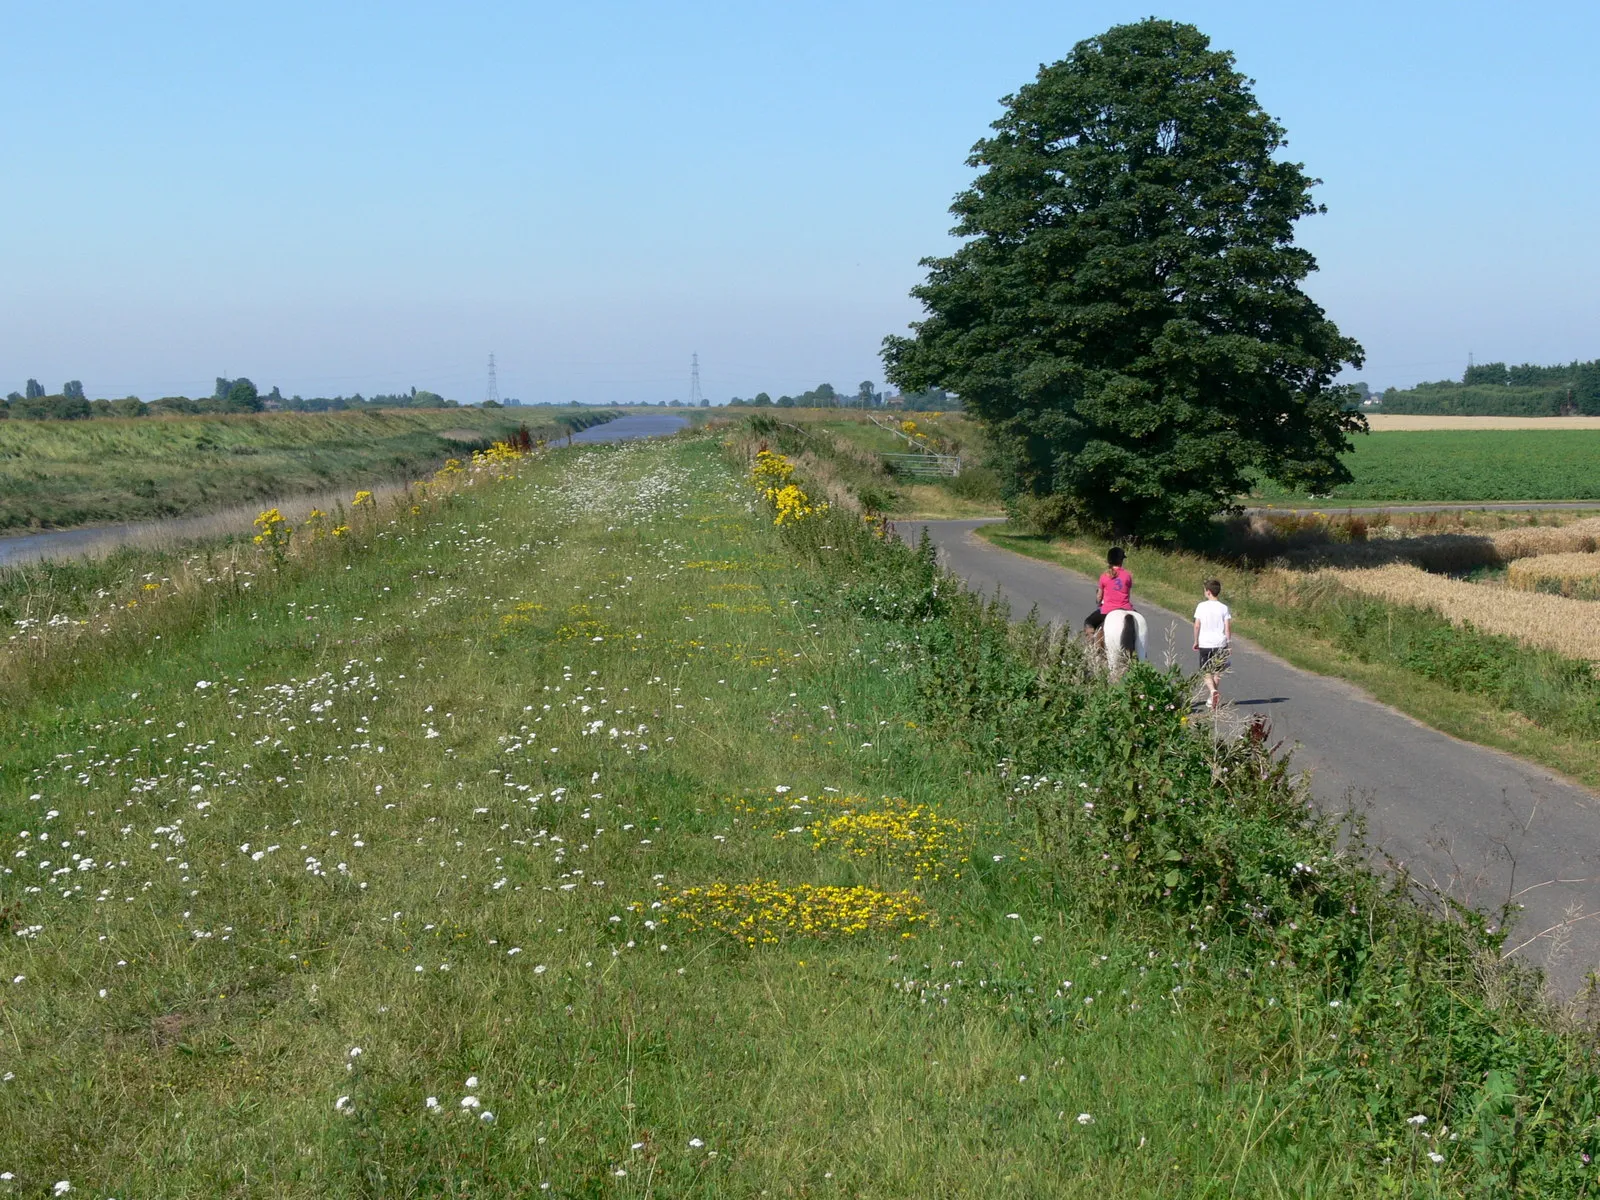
[1101,609,1148,680]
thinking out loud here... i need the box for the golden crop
[1489,517,1600,561]
[1507,552,1600,600]
[1328,564,1600,661]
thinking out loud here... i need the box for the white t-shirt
[1193,598,1231,649]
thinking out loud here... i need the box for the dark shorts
[1198,646,1229,673]
[1085,608,1133,630]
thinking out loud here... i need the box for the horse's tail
[1119,612,1138,658]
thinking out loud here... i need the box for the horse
[1100,609,1148,680]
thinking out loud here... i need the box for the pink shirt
[1099,566,1133,614]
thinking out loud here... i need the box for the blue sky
[4,1,1596,404]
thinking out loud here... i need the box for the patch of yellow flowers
[748,448,826,527]
[769,482,821,525]
[810,799,968,882]
[733,792,970,882]
[251,508,292,554]
[749,448,795,490]
[664,880,929,945]
[473,439,524,479]
[301,507,349,540]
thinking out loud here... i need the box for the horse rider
[1083,546,1134,640]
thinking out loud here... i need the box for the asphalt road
[899,518,1600,994]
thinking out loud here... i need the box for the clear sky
[4,1,1596,405]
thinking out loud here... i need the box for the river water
[0,411,691,568]
[569,412,689,442]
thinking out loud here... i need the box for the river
[0,411,691,568]
[568,412,689,442]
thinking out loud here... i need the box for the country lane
[899,518,1600,996]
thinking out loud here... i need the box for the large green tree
[883,19,1364,541]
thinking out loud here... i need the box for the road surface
[900,518,1600,994]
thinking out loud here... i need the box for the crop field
[4,434,1600,1195]
[1327,563,1600,662]
[1509,551,1600,599]
[1365,415,1600,431]
[0,407,613,532]
[1252,430,1600,504]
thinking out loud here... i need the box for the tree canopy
[883,18,1364,541]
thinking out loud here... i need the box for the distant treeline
[1379,359,1600,416]
[726,382,960,411]
[0,376,546,420]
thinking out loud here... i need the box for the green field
[0,407,614,531]
[3,433,1597,1194]
[1255,430,1600,504]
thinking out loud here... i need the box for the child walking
[1192,578,1232,710]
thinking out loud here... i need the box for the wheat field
[1507,552,1600,599]
[1327,563,1600,661]
[1489,516,1600,559]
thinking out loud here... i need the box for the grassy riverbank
[0,406,615,531]
[2,435,1598,1195]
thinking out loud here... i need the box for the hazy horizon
[5,1,1597,405]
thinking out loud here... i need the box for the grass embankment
[0,406,616,531]
[4,435,1600,1194]
[979,525,1600,790]
[743,410,1004,519]
[1254,430,1600,505]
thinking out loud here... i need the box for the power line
[485,353,500,405]
[689,352,703,406]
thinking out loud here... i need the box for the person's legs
[1199,648,1223,709]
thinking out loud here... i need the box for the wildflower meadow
[2,431,1599,1195]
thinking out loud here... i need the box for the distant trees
[726,383,884,408]
[9,394,90,420]
[1382,357,1600,416]
[212,377,262,413]
[0,374,519,420]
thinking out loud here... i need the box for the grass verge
[2,434,1598,1194]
